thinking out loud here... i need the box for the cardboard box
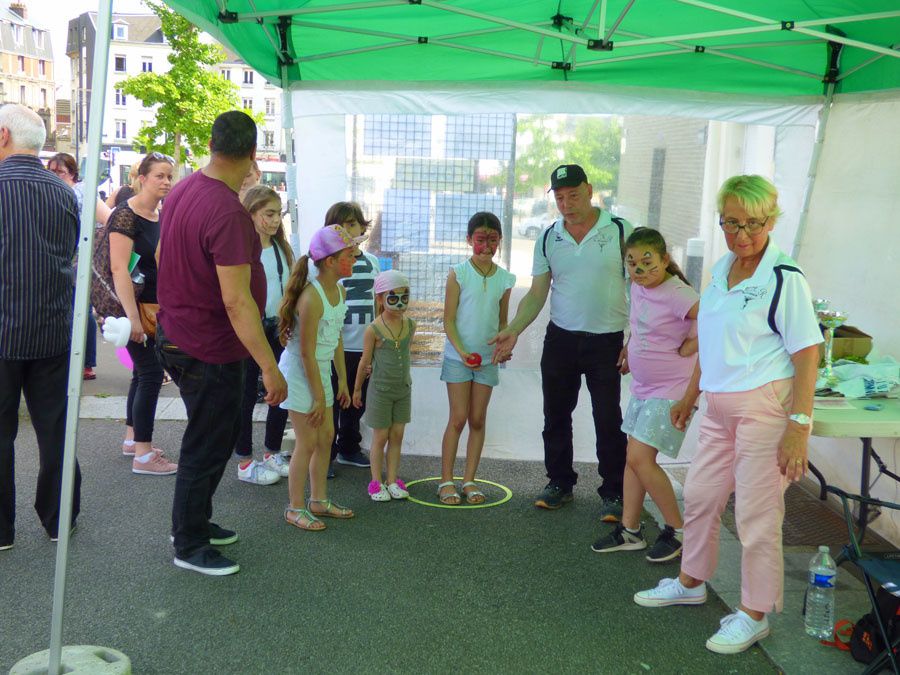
[819,325,873,361]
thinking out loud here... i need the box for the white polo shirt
[532,208,632,334]
[698,238,823,393]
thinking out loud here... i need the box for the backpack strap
[768,264,803,335]
[541,223,554,260]
[611,216,626,278]
[542,216,628,277]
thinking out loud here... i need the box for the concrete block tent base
[11,646,131,675]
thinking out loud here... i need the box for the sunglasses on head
[149,151,175,163]
[385,292,409,305]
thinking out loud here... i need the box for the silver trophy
[817,308,848,384]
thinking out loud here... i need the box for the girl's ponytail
[278,255,311,345]
[665,260,691,287]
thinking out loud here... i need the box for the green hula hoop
[405,476,513,509]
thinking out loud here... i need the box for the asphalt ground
[1,418,778,675]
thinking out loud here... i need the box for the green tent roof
[164,1,900,97]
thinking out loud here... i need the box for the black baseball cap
[549,164,588,191]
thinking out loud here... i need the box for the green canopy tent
[165,0,900,96]
[26,2,900,673]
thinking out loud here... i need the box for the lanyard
[271,242,284,296]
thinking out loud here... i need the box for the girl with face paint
[352,270,416,501]
[592,227,699,563]
[438,212,516,505]
[278,225,365,531]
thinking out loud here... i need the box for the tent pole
[791,82,834,259]
[281,64,300,254]
[40,0,115,673]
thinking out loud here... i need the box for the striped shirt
[0,154,79,360]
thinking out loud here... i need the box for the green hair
[716,175,783,221]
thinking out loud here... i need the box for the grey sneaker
[534,483,573,510]
[591,524,646,553]
[598,495,624,523]
[646,525,683,563]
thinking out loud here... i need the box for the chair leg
[860,573,900,675]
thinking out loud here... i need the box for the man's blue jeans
[157,323,243,558]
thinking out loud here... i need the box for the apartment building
[0,2,55,146]
[67,11,284,164]
[219,51,284,160]
[67,12,171,161]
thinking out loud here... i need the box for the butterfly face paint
[384,287,410,312]
[470,228,501,257]
[625,248,667,288]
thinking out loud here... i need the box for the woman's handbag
[138,302,159,338]
[91,207,144,320]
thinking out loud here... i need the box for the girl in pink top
[592,228,699,563]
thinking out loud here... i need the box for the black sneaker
[173,549,240,576]
[327,461,336,479]
[336,450,370,468]
[534,483,574,510]
[209,523,238,546]
[169,524,238,546]
[0,540,13,551]
[591,523,647,553]
[598,495,624,523]
[646,525,683,563]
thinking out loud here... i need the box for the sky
[27,0,149,96]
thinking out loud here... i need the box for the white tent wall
[287,86,900,535]
[798,91,900,545]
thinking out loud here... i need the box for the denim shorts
[440,357,500,387]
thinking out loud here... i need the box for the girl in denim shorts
[438,212,516,505]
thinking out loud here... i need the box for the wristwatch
[788,413,812,426]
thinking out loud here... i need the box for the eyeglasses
[148,151,175,163]
[719,216,769,235]
[385,292,409,306]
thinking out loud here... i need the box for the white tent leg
[38,0,118,674]
[791,82,835,259]
[281,64,300,254]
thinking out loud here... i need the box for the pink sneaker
[132,452,178,476]
[368,480,390,502]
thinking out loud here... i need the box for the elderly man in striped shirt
[0,104,81,551]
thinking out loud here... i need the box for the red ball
[466,353,482,366]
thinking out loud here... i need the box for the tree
[118,1,249,176]
[513,114,621,195]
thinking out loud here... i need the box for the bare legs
[622,437,683,531]
[370,423,406,484]
[440,381,493,501]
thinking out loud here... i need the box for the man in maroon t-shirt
[156,110,287,576]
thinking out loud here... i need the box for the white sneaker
[633,577,707,607]
[238,460,280,485]
[706,610,770,654]
[263,451,290,478]
[387,480,409,500]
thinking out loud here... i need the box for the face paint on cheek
[338,255,354,277]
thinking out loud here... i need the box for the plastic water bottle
[805,545,837,639]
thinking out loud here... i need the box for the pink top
[628,275,699,400]
[157,170,265,364]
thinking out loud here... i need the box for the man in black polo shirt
[0,104,81,550]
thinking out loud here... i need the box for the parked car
[516,200,554,239]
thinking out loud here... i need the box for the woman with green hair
[634,175,822,655]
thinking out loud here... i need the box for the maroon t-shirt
[157,170,265,363]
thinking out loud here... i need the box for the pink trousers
[681,379,792,613]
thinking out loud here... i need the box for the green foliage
[515,115,621,194]
[118,0,253,166]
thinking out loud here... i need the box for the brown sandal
[284,507,325,531]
